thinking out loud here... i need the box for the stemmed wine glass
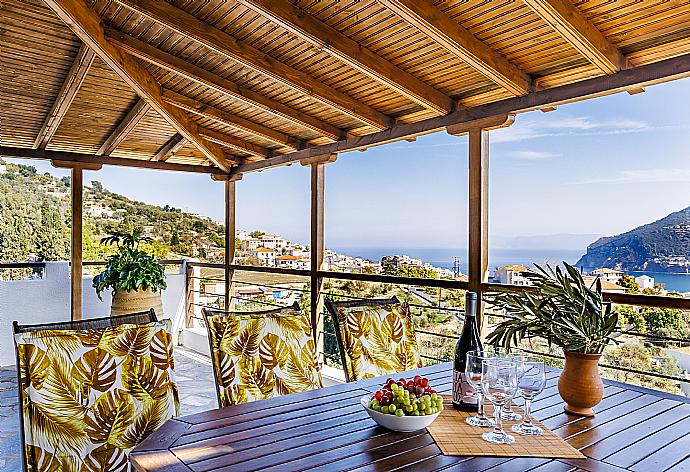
[512,358,546,436]
[494,348,524,421]
[465,350,496,427]
[480,358,518,444]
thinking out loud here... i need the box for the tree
[643,308,686,339]
[61,176,70,187]
[90,180,104,193]
[170,230,180,246]
[34,199,69,261]
[250,230,265,238]
[617,274,640,293]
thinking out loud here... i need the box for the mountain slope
[576,206,690,272]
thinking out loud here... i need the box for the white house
[253,247,277,265]
[590,268,623,284]
[494,265,532,286]
[635,274,655,290]
[0,162,6,174]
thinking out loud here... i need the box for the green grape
[389,404,397,412]
[395,409,404,417]
[381,406,389,414]
[412,403,418,411]
[405,405,413,412]
[412,411,419,416]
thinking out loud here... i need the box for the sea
[330,247,690,293]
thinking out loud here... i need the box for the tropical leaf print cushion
[335,302,422,381]
[15,321,179,472]
[205,306,322,407]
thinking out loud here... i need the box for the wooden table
[131,363,690,472]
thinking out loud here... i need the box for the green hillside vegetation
[0,161,224,264]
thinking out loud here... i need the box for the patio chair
[203,302,323,408]
[13,310,179,472]
[325,297,423,382]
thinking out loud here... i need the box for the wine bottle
[452,291,483,411]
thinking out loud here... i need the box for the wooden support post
[52,160,101,321]
[467,129,490,330]
[306,158,329,353]
[212,173,240,311]
[447,115,513,332]
[71,167,83,321]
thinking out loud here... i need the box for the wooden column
[212,174,240,311]
[467,128,490,328]
[52,160,102,321]
[447,115,515,331]
[302,154,336,349]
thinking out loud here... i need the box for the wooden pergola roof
[3,0,690,176]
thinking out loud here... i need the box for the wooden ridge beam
[113,0,393,130]
[238,0,455,115]
[162,89,304,150]
[97,98,151,155]
[378,0,531,96]
[522,0,625,74]
[199,128,272,160]
[152,134,186,162]
[43,0,231,172]
[231,52,690,174]
[34,44,96,149]
[0,146,226,175]
[105,28,343,141]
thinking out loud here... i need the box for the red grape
[420,378,429,387]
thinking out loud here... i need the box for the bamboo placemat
[427,395,584,459]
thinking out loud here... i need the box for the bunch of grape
[367,375,444,417]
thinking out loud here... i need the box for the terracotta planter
[111,287,164,318]
[558,351,604,417]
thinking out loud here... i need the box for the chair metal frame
[324,296,400,382]
[12,309,157,472]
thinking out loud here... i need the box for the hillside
[576,205,690,273]
[0,159,225,263]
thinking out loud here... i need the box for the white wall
[0,262,187,366]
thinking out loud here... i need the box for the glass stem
[523,397,533,427]
[493,403,503,435]
[477,392,486,419]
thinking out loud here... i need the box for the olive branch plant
[486,262,620,354]
[93,228,167,299]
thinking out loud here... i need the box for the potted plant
[486,262,619,416]
[93,229,167,317]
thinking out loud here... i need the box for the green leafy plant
[486,262,619,354]
[93,229,166,299]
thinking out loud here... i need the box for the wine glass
[493,348,524,421]
[480,358,518,445]
[512,358,546,436]
[465,350,496,427]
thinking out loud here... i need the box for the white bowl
[360,395,441,432]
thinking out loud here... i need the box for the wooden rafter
[105,28,344,141]
[231,52,690,175]
[238,0,455,115]
[113,0,393,130]
[97,98,150,155]
[199,128,272,160]
[377,0,531,96]
[42,0,232,171]
[152,134,186,162]
[522,0,625,74]
[33,43,96,149]
[0,146,224,174]
[162,89,304,150]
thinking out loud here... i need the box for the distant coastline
[331,246,690,293]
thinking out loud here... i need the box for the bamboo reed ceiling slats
[3,0,690,173]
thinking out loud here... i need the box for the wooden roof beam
[522,0,625,74]
[105,28,344,141]
[238,0,455,115]
[0,146,224,175]
[34,44,96,149]
[162,89,304,151]
[378,0,531,96]
[232,52,690,174]
[43,0,231,172]
[152,134,187,161]
[199,128,273,160]
[97,98,151,155]
[113,0,393,130]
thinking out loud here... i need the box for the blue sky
[11,77,690,251]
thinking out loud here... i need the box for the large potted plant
[486,262,619,416]
[93,229,167,317]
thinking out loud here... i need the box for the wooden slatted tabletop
[130,363,690,472]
